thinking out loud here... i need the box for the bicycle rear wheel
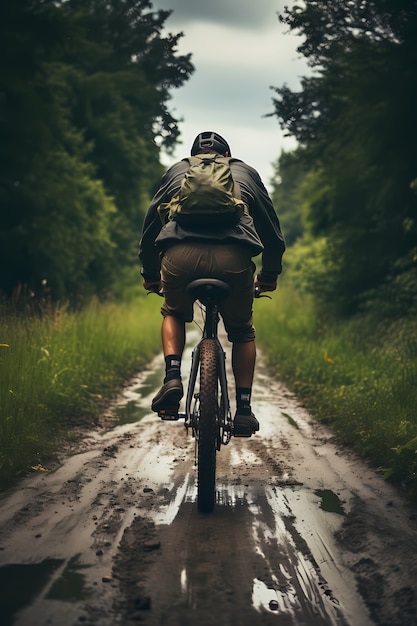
[197,339,219,513]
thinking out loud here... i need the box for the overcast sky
[151,0,308,189]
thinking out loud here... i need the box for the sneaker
[151,378,183,413]
[233,412,260,437]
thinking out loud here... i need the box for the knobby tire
[197,339,218,513]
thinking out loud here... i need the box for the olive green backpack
[158,153,248,226]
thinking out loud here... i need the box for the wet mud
[1,333,417,625]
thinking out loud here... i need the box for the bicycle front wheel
[197,338,219,513]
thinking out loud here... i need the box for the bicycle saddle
[186,278,231,303]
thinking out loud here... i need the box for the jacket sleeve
[138,162,186,281]
[233,162,286,282]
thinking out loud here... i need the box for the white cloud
[153,0,285,28]
[174,21,304,83]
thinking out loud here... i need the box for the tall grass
[0,296,161,486]
[255,285,417,496]
[4,286,417,496]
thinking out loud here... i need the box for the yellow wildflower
[324,350,334,364]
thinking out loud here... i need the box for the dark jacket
[139,156,285,284]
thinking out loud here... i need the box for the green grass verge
[255,284,417,497]
[3,285,417,498]
[0,295,161,487]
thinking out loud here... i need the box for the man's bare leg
[232,340,256,387]
[161,315,186,356]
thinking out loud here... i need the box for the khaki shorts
[160,242,256,343]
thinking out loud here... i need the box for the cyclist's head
[190,131,231,156]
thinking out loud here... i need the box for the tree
[0,0,194,298]
[270,1,417,316]
[270,150,308,247]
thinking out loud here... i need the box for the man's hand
[143,279,161,294]
[254,276,277,294]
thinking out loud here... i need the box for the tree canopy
[271,0,417,316]
[0,0,193,299]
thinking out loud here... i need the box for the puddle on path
[315,489,346,515]
[106,367,164,428]
[46,554,91,602]
[0,555,95,625]
[0,559,63,626]
[113,399,149,425]
[136,369,164,400]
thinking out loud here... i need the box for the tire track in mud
[0,340,417,625]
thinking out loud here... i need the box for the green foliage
[270,1,417,317]
[270,150,308,246]
[256,281,417,497]
[0,295,161,485]
[0,0,193,300]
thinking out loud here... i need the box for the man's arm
[139,162,187,282]
[233,162,286,284]
[254,185,285,286]
[139,198,164,283]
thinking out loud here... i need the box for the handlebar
[254,285,272,299]
[148,284,271,299]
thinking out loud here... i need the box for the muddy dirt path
[1,330,417,626]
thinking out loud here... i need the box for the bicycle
[156,278,265,514]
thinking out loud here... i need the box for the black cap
[190,131,231,156]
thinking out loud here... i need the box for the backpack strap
[227,156,242,200]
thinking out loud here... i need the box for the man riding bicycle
[139,131,285,436]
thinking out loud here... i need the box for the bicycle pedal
[158,408,180,421]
